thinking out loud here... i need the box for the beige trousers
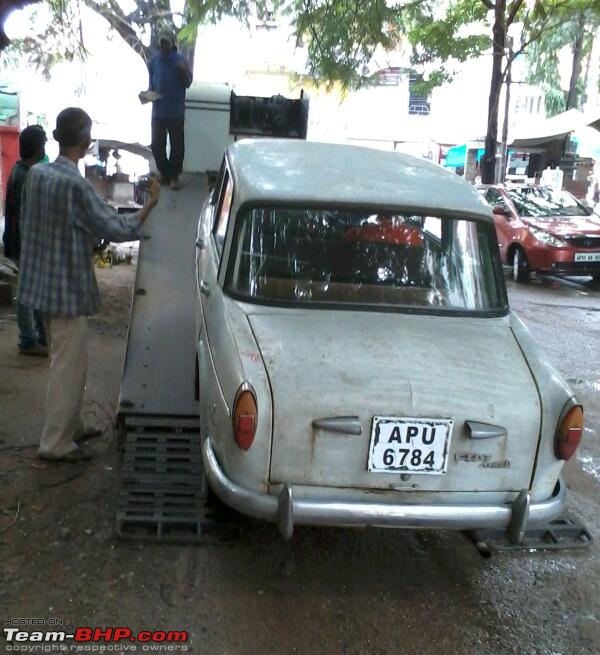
[39,315,88,458]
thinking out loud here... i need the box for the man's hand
[176,59,192,88]
[138,176,161,225]
[146,175,160,208]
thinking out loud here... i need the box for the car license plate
[574,252,600,262]
[368,417,453,474]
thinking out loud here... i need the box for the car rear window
[226,207,507,314]
[507,187,589,217]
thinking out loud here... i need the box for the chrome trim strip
[277,484,294,540]
[465,421,507,439]
[507,489,530,544]
[202,437,566,536]
[312,416,362,436]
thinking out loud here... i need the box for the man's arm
[76,177,160,243]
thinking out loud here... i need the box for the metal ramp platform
[116,176,232,542]
[118,174,206,418]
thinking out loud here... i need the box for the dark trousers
[151,118,185,180]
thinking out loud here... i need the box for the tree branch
[480,0,494,9]
[506,0,524,26]
[82,0,152,61]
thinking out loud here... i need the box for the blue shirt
[148,51,192,120]
[17,156,143,317]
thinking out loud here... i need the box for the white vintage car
[194,139,583,541]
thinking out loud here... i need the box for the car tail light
[233,384,257,450]
[555,404,584,461]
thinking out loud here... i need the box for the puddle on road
[577,455,600,483]
[567,378,600,393]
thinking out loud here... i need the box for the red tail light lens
[233,386,257,451]
[555,404,584,461]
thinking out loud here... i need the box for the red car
[478,184,600,282]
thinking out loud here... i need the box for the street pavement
[1,269,599,655]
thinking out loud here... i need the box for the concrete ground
[1,266,599,655]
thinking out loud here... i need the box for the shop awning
[444,144,485,167]
[510,109,585,148]
[582,109,600,133]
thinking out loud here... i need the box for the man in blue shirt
[148,32,192,190]
[2,125,48,355]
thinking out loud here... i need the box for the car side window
[486,189,506,208]
[213,171,233,254]
[211,158,226,206]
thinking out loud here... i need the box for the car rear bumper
[202,438,566,540]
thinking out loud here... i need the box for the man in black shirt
[2,125,48,355]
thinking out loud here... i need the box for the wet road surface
[1,270,599,655]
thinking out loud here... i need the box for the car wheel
[513,247,529,283]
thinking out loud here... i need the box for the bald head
[53,108,92,147]
[53,107,93,162]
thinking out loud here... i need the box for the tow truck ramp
[115,175,234,542]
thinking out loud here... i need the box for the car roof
[226,139,493,222]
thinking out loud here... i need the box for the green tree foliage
[7,0,599,181]
[526,5,600,117]
[184,0,450,88]
[184,0,583,182]
[8,0,196,77]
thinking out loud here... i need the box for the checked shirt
[18,156,143,316]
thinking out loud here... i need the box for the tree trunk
[565,14,585,110]
[481,0,506,184]
[84,0,196,74]
[83,0,153,62]
[581,38,592,108]
[499,56,512,183]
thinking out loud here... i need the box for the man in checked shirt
[18,107,160,462]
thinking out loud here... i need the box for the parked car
[194,140,582,542]
[477,184,600,282]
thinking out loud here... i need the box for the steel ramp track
[117,416,239,543]
[122,428,204,485]
[471,516,593,555]
[118,175,208,418]
[116,177,237,542]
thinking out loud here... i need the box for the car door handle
[200,281,211,297]
[312,416,362,435]
[196,237,204,250]
[465,421,507,439]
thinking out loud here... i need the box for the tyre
[512,247,529,283]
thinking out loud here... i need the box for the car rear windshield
[226,207,507,313]
[507,187,589,217]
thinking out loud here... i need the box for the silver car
[194,139,583,541]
